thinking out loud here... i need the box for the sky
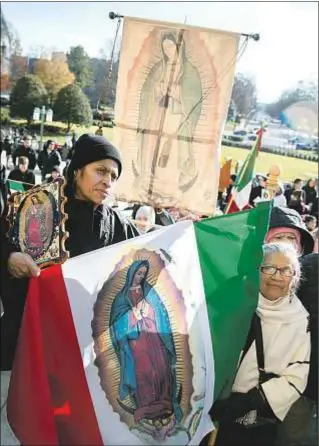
[2,1,318,103]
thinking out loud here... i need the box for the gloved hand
[210,388,266,422]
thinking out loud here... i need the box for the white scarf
[256,292,308,324]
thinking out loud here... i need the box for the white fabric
[62,221,214,445]
[273,194,287,208]
[231,181,252,210]
[233,293,310,421]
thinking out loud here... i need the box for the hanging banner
[113,16,240,215]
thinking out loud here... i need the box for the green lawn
[11,120,317,182]
[222,147,317,182]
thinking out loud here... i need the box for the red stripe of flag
[7,265,103,446]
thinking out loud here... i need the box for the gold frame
[6,178,69,268]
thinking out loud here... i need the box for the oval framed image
[6,178,69,268]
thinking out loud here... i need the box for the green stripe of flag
[194,201,271,399]
[8,180,34,192]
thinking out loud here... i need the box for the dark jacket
[302,185,317,206]
[310,197,318,219]
[8,168,36,185]
[37,149,61,180]
[249,186,264,206]
[298,254,318,401]
[65,199,140,258]
[155,209,175,226]
[0,198,140,371]
[0,163,7,217]
[12,145,37,170]
[285,188,306,214]
[269,207,314,255]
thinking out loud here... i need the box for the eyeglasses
[260,265,295,277]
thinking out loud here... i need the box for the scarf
[256,292,308,324]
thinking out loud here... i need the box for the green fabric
[194,201,271,400]
[235,133,260,192]
[8,180,29,192]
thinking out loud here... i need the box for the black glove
[210,388,266,422]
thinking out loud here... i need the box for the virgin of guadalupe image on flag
[92,247,213,445]
[114,17,239,215]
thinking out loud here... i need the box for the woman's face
[260,252,295,301]
[308,180,316,188]
[133,266,147,285]
[162,38,177,60]
[74,159,119,207]
[51,171,59,179]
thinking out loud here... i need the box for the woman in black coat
[1,134,140,371]
[303,179,317,207]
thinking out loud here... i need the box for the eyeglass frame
[260,265,296,278]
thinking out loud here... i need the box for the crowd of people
[0,130,318,446]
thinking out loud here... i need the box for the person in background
[210,243,310,446]
[37,140,61,182]
[132,205,175,226]
[0,148,8,217]
[249,175,267,207]
[45,165,61,183]
[304,215,317,235]
[273,183,287,208]
[3,135,13,169]
[312,228,318,253]
[266,207,314,257]
[8,157,35,186]
[310,196,318,221]
[12,136,37,170]
[135,205,156,233]
[285,178,306,215]
[95,122,104,136]
[155,208,175,226]
[226,174,237,203]
[302,179,317,208]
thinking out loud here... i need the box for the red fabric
[225,197,252,214]
[7,265,103,446]
[27,208,43,249]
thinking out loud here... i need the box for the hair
[306,178,316,188]
[304,214,317,224]
[161,32,185,62]
[135,205,156,226]
[293,178,302,185]
[262,243,301,296]
[18,156,29,165]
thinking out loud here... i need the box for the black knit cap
[69,134,122,177]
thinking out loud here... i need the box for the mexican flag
[7,202,270,446]
[7,179,34,193]
[226,128,265,214]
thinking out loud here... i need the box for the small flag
[7,203,271,445]
[226,127,265,213]
[7,180,34,193]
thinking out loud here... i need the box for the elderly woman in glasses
[211,243,310,446]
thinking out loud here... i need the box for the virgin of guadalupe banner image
[113,17,240,215]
